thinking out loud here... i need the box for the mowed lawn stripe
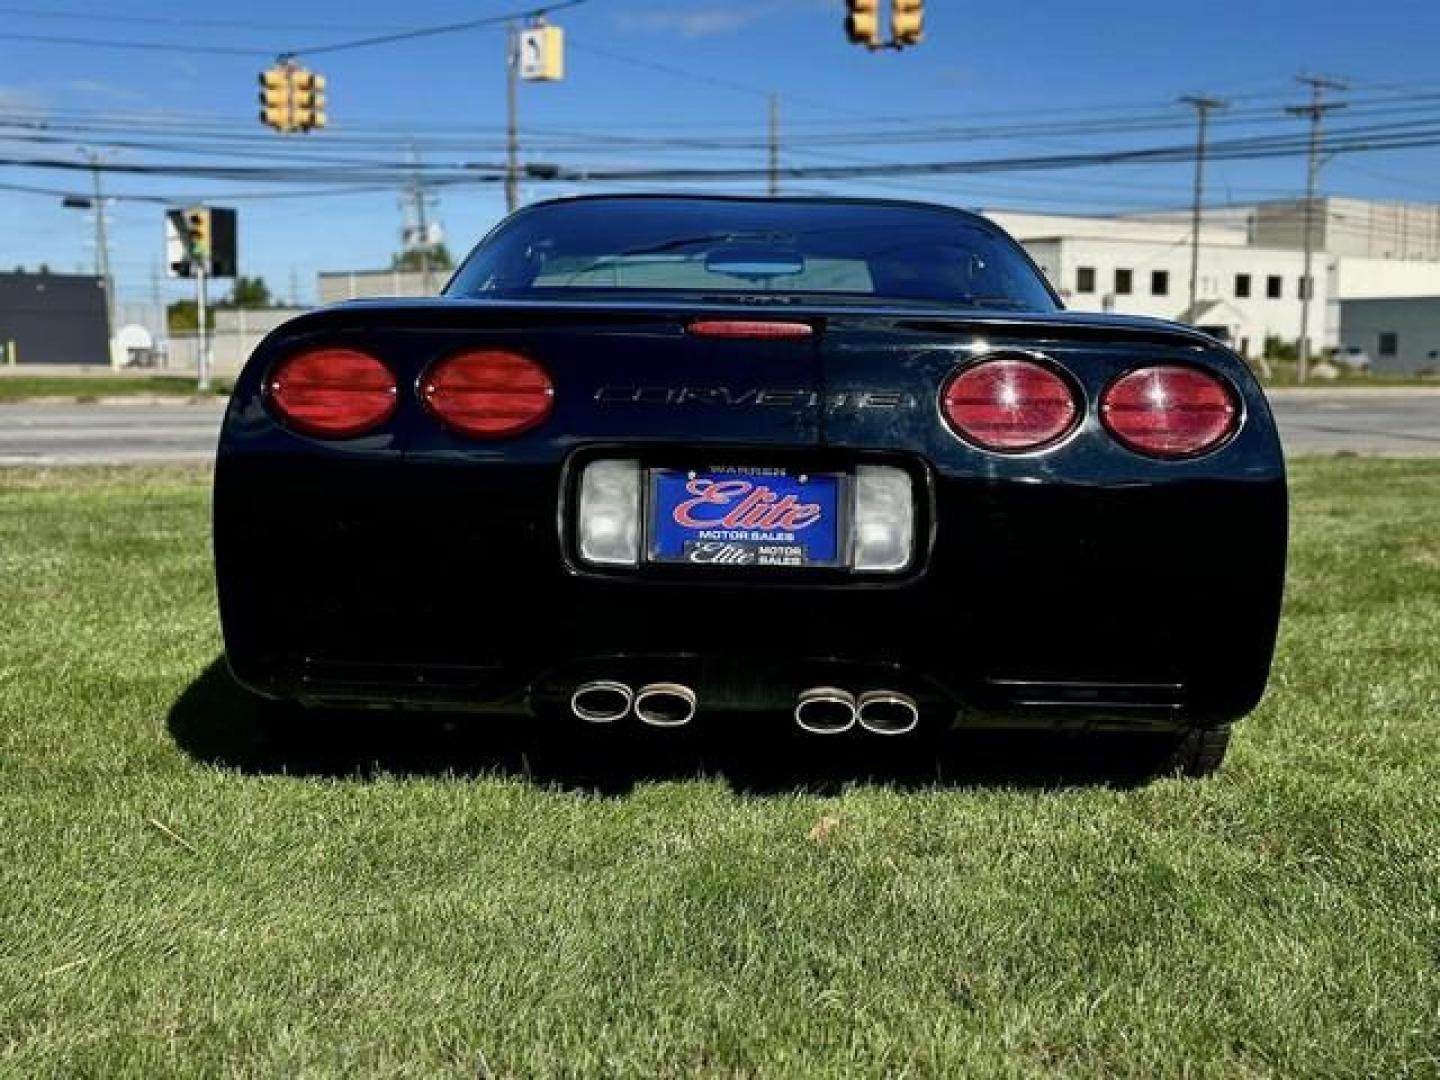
[0,460,1436,1078]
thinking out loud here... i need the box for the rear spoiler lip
[263,297,1222,351]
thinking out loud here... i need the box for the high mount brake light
[422,349,554,438]
[687,320,814,340]
[266,348,397,438]
[941,357,1079,452]
[1101,366,1239,458]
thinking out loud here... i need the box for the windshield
[447,198,1059,312]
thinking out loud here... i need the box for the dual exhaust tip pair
[570,681,696,727]
[795,687,920,736]
[569,681,920,736]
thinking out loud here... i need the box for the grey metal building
[0,271,108,365]
[1339,297,1440,375]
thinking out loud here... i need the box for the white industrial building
[989,211,1323,360]
[988,198,1440,371]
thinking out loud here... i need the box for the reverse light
[578,459,641,566]
[941,356,1079,452]
[1101,366,1238,458]
[852,465,914,573]
[422,349,554,438]
[266,347,397,438]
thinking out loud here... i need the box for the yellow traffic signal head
[258,65,295,131]
[184,208,210,259]
[290,68,328,130]
[892,0,924,46]
[846,0,881,47]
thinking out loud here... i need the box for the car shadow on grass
[168,657,1173,795]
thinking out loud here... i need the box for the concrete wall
[1254,198,1440,261]
[163,307,308,377]
[987,210,1249,248]
[317,270,443,304]
[1339,297,1440,375]
[1333,257,1440,300]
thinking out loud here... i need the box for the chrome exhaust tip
[794,687,857,735]
[569,680,633,724]
[856,691,920,736]
[633,682,697,727]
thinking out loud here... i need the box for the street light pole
[1180,95,1226,321]
[1287,74,1346,383]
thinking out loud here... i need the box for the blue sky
[3,0,1440,311]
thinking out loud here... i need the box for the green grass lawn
[0,376,230,402]
[1,461,1437,1077]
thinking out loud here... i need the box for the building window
[1076,266,1096,294]
[1298,275,1313,301]
[1266,275,1283,299]
[1151,270,1169,296]
[1379,332,1398,357]
[1115,268,1133,295]
[1235,274,1252,298]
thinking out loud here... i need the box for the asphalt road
[0,391,1436,465]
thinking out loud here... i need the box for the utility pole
[1180,95,1226,320]
[196,261,211,393]
[505,22,520,214]
[406,147,436,293]
[84,149,118,368]
[1287,74,1346,382]
[768,94,781,196]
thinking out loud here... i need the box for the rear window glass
[448,198,1057,312]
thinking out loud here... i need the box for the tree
[391,244,453,273]
[167,299,213,332]
[217,275,272,309]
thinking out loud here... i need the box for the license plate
[647,467,845,568]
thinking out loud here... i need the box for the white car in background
[1336,345,1373,371]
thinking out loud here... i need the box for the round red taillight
[266,348,397,438]
[421,349,554,438]
[941,357,1079,452]
[1101,366,1238,458]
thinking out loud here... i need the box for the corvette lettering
[595,386,912,409]
[673,479,822,532]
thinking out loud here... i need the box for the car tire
[1162,724,1232,778]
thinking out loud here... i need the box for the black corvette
[214,195,1286,776]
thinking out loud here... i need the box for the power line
[0,4,406,33]
[0,1,587,60]
[0,30,267,56]
[283,1,587,60]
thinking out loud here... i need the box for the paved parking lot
[0,390,1436,465]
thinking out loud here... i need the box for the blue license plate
[648,468,845,568]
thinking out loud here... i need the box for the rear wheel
[1163,724,1233,778]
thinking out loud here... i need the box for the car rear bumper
[215,450,1286,731]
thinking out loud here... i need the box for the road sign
[519,25,564,81]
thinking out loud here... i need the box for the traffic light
[845,0,881,47]
[891,0,924,46]
[291,70,327,131]
[259,66,293,132]
[184,207,210,263]
[258,63,326,132]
